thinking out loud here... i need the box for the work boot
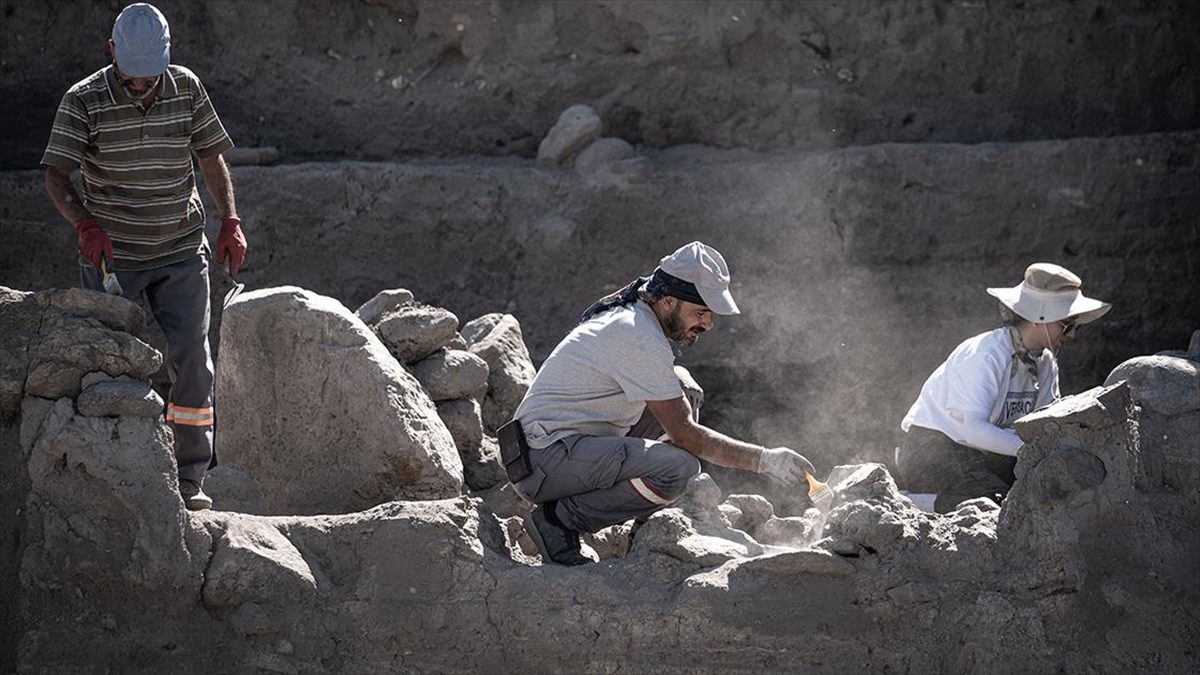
[180,479,213,511]
[524,504,590,566]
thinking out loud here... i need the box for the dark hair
[997,302,1030,327]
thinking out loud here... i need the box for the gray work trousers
[895,425,1017,513]
[81,255,214,483]
[514,370,704,534]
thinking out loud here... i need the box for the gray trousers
[895,425,1017,513]
[81,255,214,483]
[514,370,704,533]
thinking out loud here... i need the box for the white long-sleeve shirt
[901,327,1059,456]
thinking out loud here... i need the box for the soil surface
[2,0,1197,169]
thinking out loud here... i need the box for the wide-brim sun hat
[112,3,171,77]
[658,241,740,315]
[986,262,1111,325]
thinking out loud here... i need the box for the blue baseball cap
[112,3,170,77]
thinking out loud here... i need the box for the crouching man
[503,241,815,565]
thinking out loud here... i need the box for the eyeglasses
[1057,319,1078,336]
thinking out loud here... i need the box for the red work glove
[216,216,247,275]
[75,217,114,270]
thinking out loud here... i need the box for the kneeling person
[508,241,815,565]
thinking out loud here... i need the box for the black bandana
[579,269,705,322]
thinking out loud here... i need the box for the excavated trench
[2,2,1198,672]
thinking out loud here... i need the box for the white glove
[757,447,816,483]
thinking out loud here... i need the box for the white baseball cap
[112,3,170,77]
[658,241,740,315]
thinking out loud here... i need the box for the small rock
[77,379,163,418]
[756,516,812,547]
[830,537,862,556]
[411,349,489,402]
[722,494,773,534]
[436,398,484,451]
[537,104,603,167]
[460,435,506,491]
[374,304,459,363]
[681,472,723,511]
[574,137,635,176]
[276,639,294,655]
[461,314,503,347]
[717,503,744,530]
[465,314,536,432]
[582,523,633,561]
[474,481,532,518]
[202,520,317,609]
[355,289,415,325]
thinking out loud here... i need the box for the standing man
[41,3,246,510]
[506,241,816,565]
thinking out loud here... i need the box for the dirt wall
[3,0,1198,169]
[3,131,1197,471]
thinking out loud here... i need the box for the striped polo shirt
[41,64,234,271]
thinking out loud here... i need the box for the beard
[663,304,705,345]
[123,81,157,100]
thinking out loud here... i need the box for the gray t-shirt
[515,301,684,449]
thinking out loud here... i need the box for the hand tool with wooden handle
[99,257,123,296]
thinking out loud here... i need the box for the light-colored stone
[77,379,163,418]
[43,287,145,334]
[202,518,318,609]
[461,314,503,347]
[436,398,484,451]
[411,349,489,402]
[446,333,469,351]
[756,516,813,548]
[460,434,506,491]
[216,287,463,515]
[1104,355,1200,416]
[464,313,536,432]
[24,322,161,400]
[374,303,460,363]
[575,137,635,176]
[537,104,602,167]
[723,494,774,534]
[355,288,414,325]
